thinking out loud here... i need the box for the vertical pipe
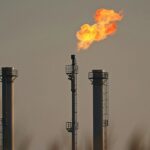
[1,67,18,150]
[66,55,78,150]
[71,55,77,150]
[89,70,108,150]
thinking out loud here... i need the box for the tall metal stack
[66,55,78,150]
[88,70,109,150]
[0,67,18,150]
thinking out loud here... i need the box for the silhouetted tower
[0,67,18,150]
[88,70,109,150]
[66,55,78,150]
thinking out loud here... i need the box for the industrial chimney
[88,70,109,150]
[66,55,78,150]
[0,67,18,150]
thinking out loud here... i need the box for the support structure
[89,70,109,150]
[66,55,78,150]
[0,67,18,150]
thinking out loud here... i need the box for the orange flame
[76,9,123,51]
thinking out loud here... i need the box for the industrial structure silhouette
[0,55,109,150]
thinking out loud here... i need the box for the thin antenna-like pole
[66,55,78,150]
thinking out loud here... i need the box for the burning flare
[76,9,123,51]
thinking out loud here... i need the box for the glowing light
[76,9,123,51]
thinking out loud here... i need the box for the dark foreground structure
[0,67,18,150]
[89,70,109,150]
[66,55,78,150]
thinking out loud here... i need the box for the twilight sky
[0,0,150,150]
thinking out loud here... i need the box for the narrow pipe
[71,55,77,150]
[66,55,78,150]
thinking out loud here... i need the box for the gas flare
[76,9,123,51]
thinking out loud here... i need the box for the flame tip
[76,8,123,51]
